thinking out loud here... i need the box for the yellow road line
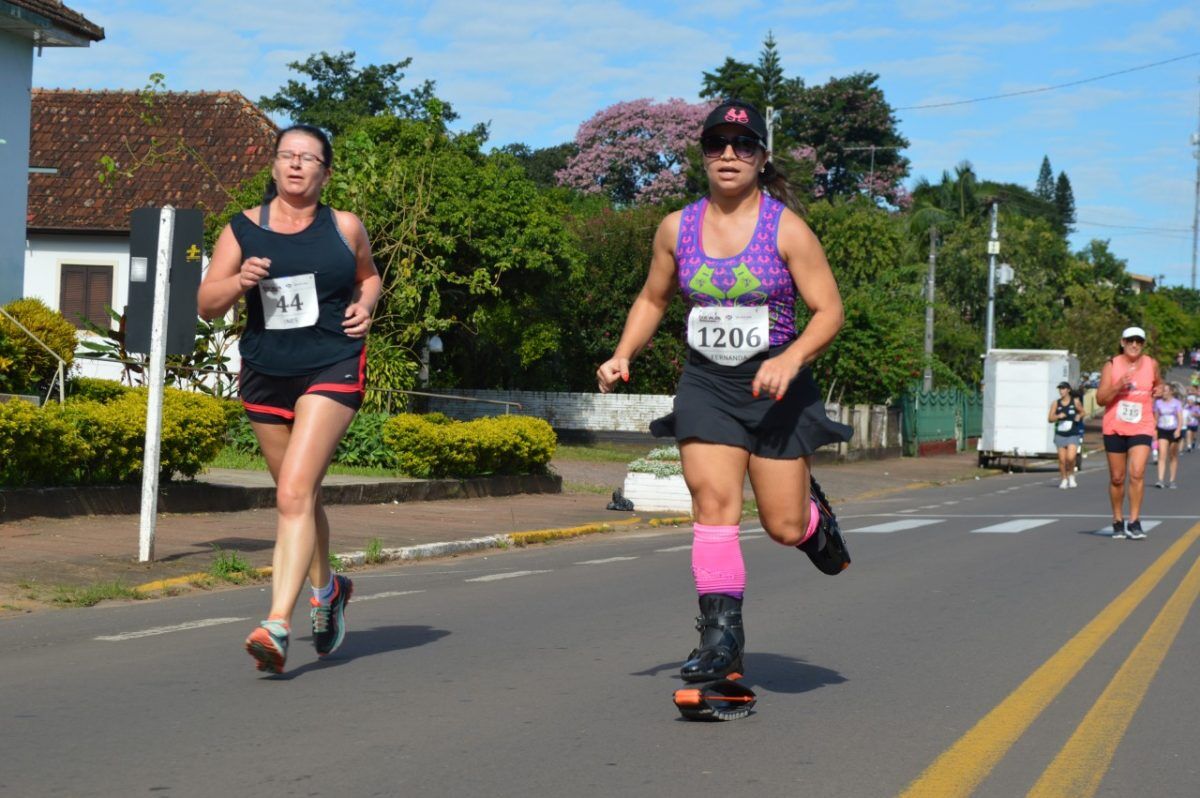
[1027,550,1200,797]
[898,521,1200,798]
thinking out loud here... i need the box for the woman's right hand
[596,357,630,394]
[238,257,271,291]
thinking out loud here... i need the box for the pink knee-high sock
[797,499,820,546]
[692,523,745,598]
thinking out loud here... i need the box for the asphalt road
[2,453,1199,797]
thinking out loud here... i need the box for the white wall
[0,33,33,303]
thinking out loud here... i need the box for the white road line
[971,519,1056,534]
[464,570,552,583]
[655,544,694,553]
[849,519,946,534]
[95,617,248,642]
[1093,520,1162,536]
[575,556,638,565]
[355,590,425,602]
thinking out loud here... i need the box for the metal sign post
[138,206,176,562]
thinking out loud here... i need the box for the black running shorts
[1103,433,1153,453]
[239,350,367,424]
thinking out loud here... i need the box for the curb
[131,516,671,595]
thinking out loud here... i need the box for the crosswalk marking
[849,519,945,534]
[95,617,248,642]
[575,556,638,565]
[356,590,425,602]
[1094,520,1162,536]
[464,570,552,583]
[972,519,1056,534]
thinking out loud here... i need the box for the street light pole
[985,200,999,353]
[923,226,937,392]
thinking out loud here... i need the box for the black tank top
[230,205,362,376]
[1055,398,1078,433]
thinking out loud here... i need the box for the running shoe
[245,620,289,674]
[1169,481,1178,489]
[798,476,851,575]
[1111,521,1126,540]
[1126,521,1147,540]
[1059,479,1069,490]
[310,574,353,657]
[1154,481,1165,489]
[1067,476,1077,488]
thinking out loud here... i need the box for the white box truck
[978,349,1080,468]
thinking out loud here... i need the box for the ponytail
[262,177,278,205]
[760,160,804,216]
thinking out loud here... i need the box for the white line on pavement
[355,590,426,602]
[95,617,248,642]
[655,545,694,553]
[1092,520,1162,536]
[464,570,552,583]
[971,519,1056,534]
[849,519,946,534]
[574,557,638,565]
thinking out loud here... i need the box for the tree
[1035,156,1055,202]
[259,51,455,135]
[497,142,578,190]
[1055,171,1076,235]
[556,98,712,205]
[700,31,804,112]
[779,72,910,205]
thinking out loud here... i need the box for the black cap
[1057,381,1071,389]
[702,100,768,143]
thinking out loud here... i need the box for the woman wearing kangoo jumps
[1097,326,1163,540]
[596,100,852,687]
[198,124,382,673]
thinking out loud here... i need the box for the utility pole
[923,226,937,392]
[985,200,999,352]
[766,105,775,154]
[1191,78,1199,291]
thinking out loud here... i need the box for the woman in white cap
[1048,381,1084,488]
[1096,326,1164,539]
[597,99,851,684]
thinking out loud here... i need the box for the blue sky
[34,1,1200,287]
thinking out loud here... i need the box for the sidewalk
[0,451,995,613]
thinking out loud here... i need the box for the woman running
[1152,383,1184,488]
[597,100,852,684]
[1049,381,1084,489]
[1096,326,1163,540]
[199,124,381,673]
[1185,394,1199,453]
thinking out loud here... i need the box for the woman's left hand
[752,355,802,400]
[342,302,373,338]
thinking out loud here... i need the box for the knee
[276,481,318,517]
[762,506,810,547]
[691,491,742,523]
[1128,467,1146,483]
[1109,473,1125,489]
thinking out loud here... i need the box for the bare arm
[334,210,382,339]
[596,213,680,392]
[750,209,844,400]
[1096,361,1119,406]
[197,219,270,320]
[1049,401,1062,423]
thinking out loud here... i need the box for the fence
[899,387,983,456]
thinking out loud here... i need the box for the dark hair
[262,123,334,205]
[759,160,803,215]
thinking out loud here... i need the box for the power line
[1076,218,1194,234]
[897,51,1200,111]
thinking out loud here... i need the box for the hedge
[0,387,227,487]
[382,413,556,478]
[0,297,78,395]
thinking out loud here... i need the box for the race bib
[260,274,318,330]
[1116,400,1142,424]
[687,305,769,366]
[1056,419,1075,433]
[1159,413,1177,430]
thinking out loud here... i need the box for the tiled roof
[4,1,104,41]
[28,89,278,233]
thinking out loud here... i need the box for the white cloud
[1096,5,1200,53]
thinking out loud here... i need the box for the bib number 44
[260,273,319,330]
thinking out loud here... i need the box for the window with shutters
[59,264,114,330]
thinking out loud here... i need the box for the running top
[230,204,362,377]
[1101,354,1156,436]
[1154,397,1183,430]
[1053,397,1079,434]
[675,194,797,347]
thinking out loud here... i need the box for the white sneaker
[1059,479,1069,490]
[1067,476,1077,488]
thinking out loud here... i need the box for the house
[1126,272,1156,295]
[0,0,103,303]
[24,89,277,377]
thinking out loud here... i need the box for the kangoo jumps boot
[798,476,851,575]
[680,594,745,683]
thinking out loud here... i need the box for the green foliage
[258,50,455,135]
[364,537,385,565]
[0,387,226,487]
[208,546,256,583]
[628,445,683,477]
[381,413,556,478]
[66,377,130,403]
[805,200,905,290]
[0,298,77,395]
[1139,292,1199,371]
[334,412,397,469]
[497,142,579,190]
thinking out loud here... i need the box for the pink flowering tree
[556,98,714,205]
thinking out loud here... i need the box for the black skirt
[650,347,852,459]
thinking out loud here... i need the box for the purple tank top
[675,194,796,345]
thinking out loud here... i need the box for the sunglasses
[700,134,763,160]
[1123,337,1145,344]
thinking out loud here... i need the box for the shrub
[1,387,226,486]
[381,413,556,478]
[67,377,131,403]
[335,412,398,469]
[0,298,78,395]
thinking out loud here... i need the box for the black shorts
[239,350,367,424]
[1156,426,1182,441]
[649,346,852,459]
[1103,433,1153,454]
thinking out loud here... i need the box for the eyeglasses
[700,134,763,160]
[275,150,325,166]
[1123,337,1145,344]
